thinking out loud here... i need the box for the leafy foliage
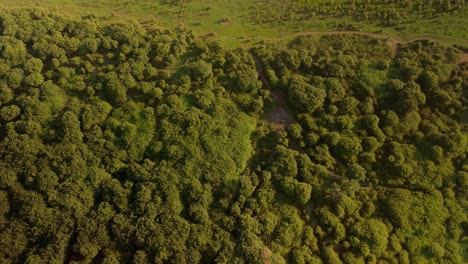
[0,8,466,264]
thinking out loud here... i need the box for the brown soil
[261,247,272,264]
[111,10,128,16]
[458,53,468,64]
[263,89,296,131]
[255,60,296,131]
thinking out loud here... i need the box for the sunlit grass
[0,0,466,47]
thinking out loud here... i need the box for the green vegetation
[0,5,467,264]
[0,0,467,47]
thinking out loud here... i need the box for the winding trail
[209,30,468,61]
[212,30,395,41]
[235,31,467,44]
[146,22,468,62]
[210,30,403,53]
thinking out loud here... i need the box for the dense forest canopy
[0,8,467,264]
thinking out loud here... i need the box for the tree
[288,123,302,140]
[133,250,149,264]
[322,245,343,264]
[7,68,25,89]
[287,75,326,113]
[417,70,439,91]
[337,97,359,115]
[105,73,127,105]
[295,182,312,204]
[324,78,346,103]
[350,219,389,257]
[0,36,27,66]
[60,111,84,143]
[0,83,13,105]
[345,163,366,181]
[24,58,44,74]
[393,82,426,114]
[0,105,20,122]
[334,136,362,162]
[185,60,213,81]
[0,190,10,219]
[23,72,44,87]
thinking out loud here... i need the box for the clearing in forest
[263,89,296,131]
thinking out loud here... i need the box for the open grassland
[0,0,467,48]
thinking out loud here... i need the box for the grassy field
[1,0,467,47]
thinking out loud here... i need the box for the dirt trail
[263,89,296,131]
[212,30,391,41]
[253,54,297,131]
[211,30,468,58]
[212,30,405,53]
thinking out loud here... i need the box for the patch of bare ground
[458,53,468,64]
[255,58,296,132]
[111,10,128,16]
[261,247,272,264]
[458,53,468,75]
[263,89,296,131]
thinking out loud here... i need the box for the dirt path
[263,89,296,131]
[211,30,405,53]
[151,25,468,62]
[210,30,468,58]
[252,53,297,131]
[212,30,392,41]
